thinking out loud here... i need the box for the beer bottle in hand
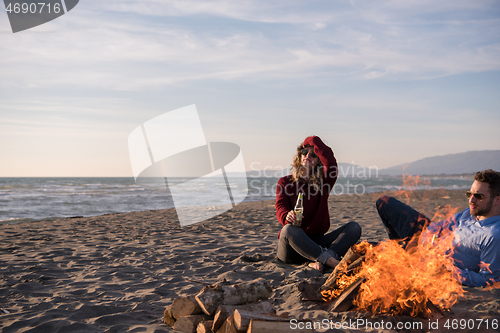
[293,192,304,226]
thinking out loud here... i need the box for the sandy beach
[1,189,499,333]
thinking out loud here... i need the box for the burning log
[421,301,444,320]
[353,239,463,317]
[318,244,367,298]
[326,277,365,312]
[318,239,459,320]
[323,267,443,319]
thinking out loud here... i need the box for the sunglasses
[465,191,485,200]
[301,148,317,158]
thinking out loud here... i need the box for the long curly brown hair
[290,143,324,191]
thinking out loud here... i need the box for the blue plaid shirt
[423,208,500,287]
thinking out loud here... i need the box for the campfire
[318,185,466,319]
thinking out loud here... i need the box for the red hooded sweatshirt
[275,136,338,238]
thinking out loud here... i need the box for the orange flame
[431,204,461,223]
[353,234,464,316]
[326,176,467,317]
[320,242,372,301]
[478,262,500,290]
[484,280,500,291]
[394,174,431,205]
[322,268,359,300]
[480,261,493,274]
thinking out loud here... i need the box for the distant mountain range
[242,150,500,178]
[219,150,500,178]
[378,150,500,176]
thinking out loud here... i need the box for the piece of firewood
[216,320,229,333]
[212,306,233,333]
[247,320,314,333]
[195,278,272,316]
[318,247,361,294]
[233,309,287,331]
[211,301,275,332]
[173,315,210,333]
[420,300,443,320]
[171,296,203,319]
[196,320,214,333]
[327,277,365,312]
[216,314,243,333]
[163,305,176,327]
[346,256,364,271]
[426,300,444,320]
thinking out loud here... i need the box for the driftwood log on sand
[211,300,275,332]
[165,279,276,332]
[171,296,203,318]
[195,320,213,333]
[233,309,288,331]
[195,278,273,316]
[173,314,211,333]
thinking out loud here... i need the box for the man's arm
[420,212,460,244]
[426,211,500,287]
[458,236,500,287]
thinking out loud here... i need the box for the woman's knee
[280,223,303,239]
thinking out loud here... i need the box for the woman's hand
[285,210,296,224]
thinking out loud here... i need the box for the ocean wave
[0,217,36,225]
[0,177,473,223]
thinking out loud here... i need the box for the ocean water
[0,176,473,224]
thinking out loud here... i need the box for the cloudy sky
[1,0,499,177]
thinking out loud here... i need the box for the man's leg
[376,196,430,244]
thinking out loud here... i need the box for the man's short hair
[475,169,500,196]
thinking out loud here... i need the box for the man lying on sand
[376,169,500,287]
[275,136,361,272]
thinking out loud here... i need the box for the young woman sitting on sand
[275,135,361,272]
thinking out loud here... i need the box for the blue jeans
[276,221,362,264]
[376,196,430,247]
